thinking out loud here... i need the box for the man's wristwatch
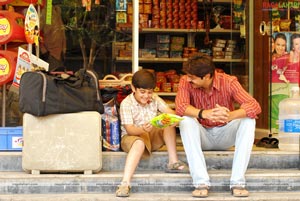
[198,109,204,119]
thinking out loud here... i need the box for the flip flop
[231,187,249,197]
[192,186,209,198]
[256,135,279,149]
[165,160,189,173]
[116,184,131,197]
[265,138,279,148]
[256,137,270,147]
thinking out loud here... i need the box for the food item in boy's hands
[161,115,171,125]
[150,113,183,128]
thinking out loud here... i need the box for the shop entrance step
[0,150,299,172]
[1,192,300,201]
[0,148,300,198]
[0,169,300,194]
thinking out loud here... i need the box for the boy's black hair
[132,69,156,89]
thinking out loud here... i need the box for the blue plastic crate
[0,127,23,151]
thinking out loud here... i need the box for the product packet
[150,113,183,128]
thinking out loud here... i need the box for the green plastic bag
[150,113,183,128]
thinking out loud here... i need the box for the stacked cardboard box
[212,39,226,59]
[154,70,180,92]
[113,42,132,58]
[212,39,240,59]
[117,0,153,30]
[224,40,237,59]
[157,35,170,58]
[170,36,184,58]
[116,0,199,30]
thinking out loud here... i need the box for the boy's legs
[149,127,188,172]
[162,126,179,165]
[120,128,166,185]
[117,134,151,197]
[121,139,145,184]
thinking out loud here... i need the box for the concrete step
[1,192,300,201]
[0,150,300,172]
[1,169,300,194]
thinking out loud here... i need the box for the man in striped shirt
[175,53,261,198]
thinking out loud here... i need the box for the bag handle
[120,73,133,81]
[100,74,133,87]
[52,71,83,88]
[103,74,133,82]
[103,74,119,80]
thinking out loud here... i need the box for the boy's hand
[169,121,179,127]
[142,122,153,133]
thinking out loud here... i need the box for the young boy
[116,69,189,197]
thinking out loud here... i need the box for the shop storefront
[0,0,299,148]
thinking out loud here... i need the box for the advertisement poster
[12,47,49,88]
[24,4,40,45]
[270,32,300,133]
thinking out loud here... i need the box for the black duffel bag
[19,69,104,116]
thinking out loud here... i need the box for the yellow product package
[150,113,183,128]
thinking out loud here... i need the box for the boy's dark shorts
[121,127,165,158]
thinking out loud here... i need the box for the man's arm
[182,103,246,124]
[183,105,201,118]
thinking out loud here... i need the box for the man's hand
[204,104,230,123]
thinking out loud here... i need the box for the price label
[46,0,52,25]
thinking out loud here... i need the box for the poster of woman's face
[271,32,300,84]
[272,32,290,56]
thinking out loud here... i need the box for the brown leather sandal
[165,160,189,173]
[231,186,249,197]
[192,185,209,198]
[116,184,131,197]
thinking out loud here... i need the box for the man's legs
[179,116,211,187]
[207,118,255,187]
[217,118,255,197]
[230,118,255,188]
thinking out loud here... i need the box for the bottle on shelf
[278,86,300,151]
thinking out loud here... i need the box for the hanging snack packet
[150,113,183,128]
